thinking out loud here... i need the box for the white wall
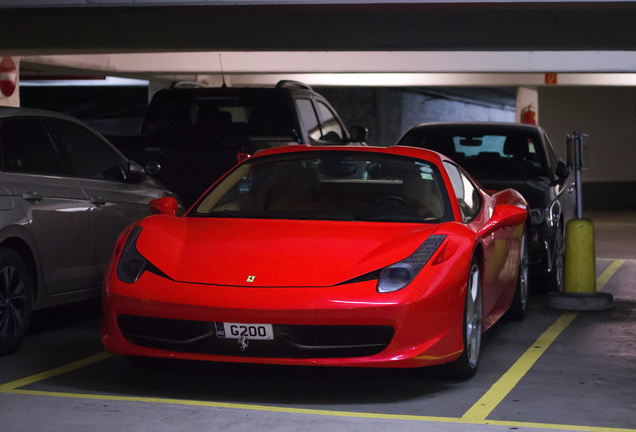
[318,86,515,147]
[400,91,515,133]
[539,86,636,208]
[539,87,636,183]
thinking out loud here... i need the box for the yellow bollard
[563,219,596,293]
[547,217,612,311]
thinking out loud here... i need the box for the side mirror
[555,160,569,183]
[127,161,147,183]
[349,125,368,143]
[477,204,527,238]
[149,197,178,216]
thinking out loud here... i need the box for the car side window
[295,98,322,141]
[315,100,344,143]
[444,161,481,223]
[543,132,561,177]
[48,119,125,181]
[0,118,66,175]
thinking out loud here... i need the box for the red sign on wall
[545,73,558,85]
[0,57,18,97]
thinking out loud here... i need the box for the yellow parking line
[462,259,625,421]
[0,260,629,432]
[0,352,112,392]
[597,259,625,291]
[4,387,635,432]
[462,312,577,421]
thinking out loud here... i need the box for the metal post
[566,131,584,219]
[573,132,584,219]
[548,131,613,310]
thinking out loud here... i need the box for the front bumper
[101,270,466,368]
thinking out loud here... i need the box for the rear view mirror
[319,160,358,178]
[459,137,482,147]
[149,197,178,216]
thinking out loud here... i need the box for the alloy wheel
[0,265,27,340]
[465,263,483,369]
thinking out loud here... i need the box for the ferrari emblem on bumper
[238,335,249,351]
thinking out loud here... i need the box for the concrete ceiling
[5,1,636,87]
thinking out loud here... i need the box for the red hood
[135,216,442,287]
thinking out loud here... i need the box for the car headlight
[116,226,148,284]
[377,235,446,293]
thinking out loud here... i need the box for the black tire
[537,223,564,293]
[442,258,482,379]
[505,227,529,321]
[0,248,34,355]
[547,223,565,292]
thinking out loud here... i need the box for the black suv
[396,122,575,292]
[114,81,367,207]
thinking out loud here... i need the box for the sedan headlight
[116,226,148,284]
[377,235,446,293]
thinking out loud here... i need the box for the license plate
[215,322,274,340]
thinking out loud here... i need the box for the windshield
[191,151,453,223]
[142,89,295,140]
[400,127,551,180]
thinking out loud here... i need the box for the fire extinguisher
[521,105,537,125]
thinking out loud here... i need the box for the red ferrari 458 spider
[101,145,528,378]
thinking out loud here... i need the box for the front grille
[117,315,393,359]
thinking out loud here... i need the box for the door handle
[22,191,42,202]
[90,196,107,206]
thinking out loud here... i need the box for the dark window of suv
[295,98,346,144]
[48,119,125,181]
[315,100,344,143]
[0,118,65,175]
[142,89,295,139]
[295,98,322,141]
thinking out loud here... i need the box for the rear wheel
[0,248,34,355]
[443,258,482,379]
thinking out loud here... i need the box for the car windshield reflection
[191,151,454,223]
[399,129,551,181]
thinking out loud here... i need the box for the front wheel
[0,248,34,355]
[442,258,482,379]
[539,224,564,293]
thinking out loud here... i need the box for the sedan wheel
[506,228,529,320]
[443,258,482,379]
[550,225,565,291]
[538,224,564,293]
[0,249,33,355]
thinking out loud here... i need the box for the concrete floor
[0,210,634,432]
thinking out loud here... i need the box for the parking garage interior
[1,1,635,432]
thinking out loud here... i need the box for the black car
[396,122,575,291]
[112,80,367,207]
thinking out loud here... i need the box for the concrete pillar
[0,56,20,107]
[516,87,538,124]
